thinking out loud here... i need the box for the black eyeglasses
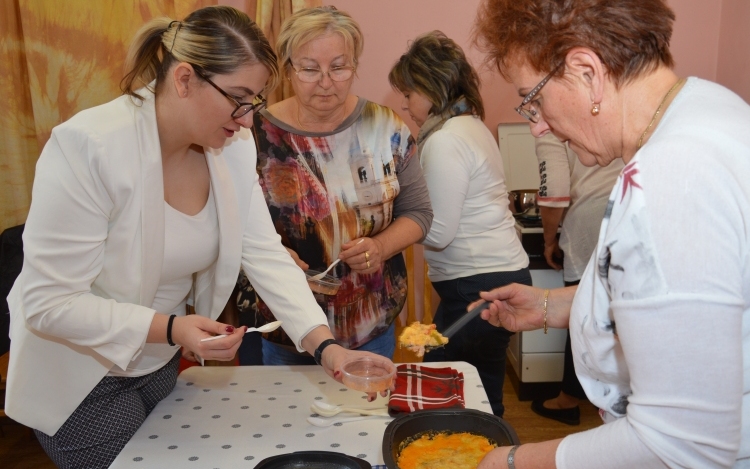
[193,67,266,119]
[515,67,559,123]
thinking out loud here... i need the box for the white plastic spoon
[306,415,391,427]
[200,320,283,342]
[307,259,341,281]
[307,239,365,281]
[311,401,389,417]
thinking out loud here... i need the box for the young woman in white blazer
[5,6,394,468]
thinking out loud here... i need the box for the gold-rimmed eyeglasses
[291,64,356,83]
[193,67,266,119]
[515,67,560,124]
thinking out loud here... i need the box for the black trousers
[35,351,181,469]
[424,268,532,418]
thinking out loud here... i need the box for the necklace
[637,77,685,149]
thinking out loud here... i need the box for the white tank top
[108,187,220,376]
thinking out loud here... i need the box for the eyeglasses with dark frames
[192,67,266,119]
[515,66,560,124]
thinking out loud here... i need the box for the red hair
[473,0,675,86]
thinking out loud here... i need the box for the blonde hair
[276,6,363,78]
[121,5,279,100]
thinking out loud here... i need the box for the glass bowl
[305,270,342,296]
[340,357,396,393]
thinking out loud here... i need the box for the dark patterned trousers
[34,351,181,469]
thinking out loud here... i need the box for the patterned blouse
[239,98,432,349]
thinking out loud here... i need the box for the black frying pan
[253,451,371,469]
[382,409,520,469]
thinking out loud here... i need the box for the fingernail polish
[225,326,235,333]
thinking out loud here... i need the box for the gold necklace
[637,77,685,149]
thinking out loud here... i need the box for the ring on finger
[366,260,371,268]
[365,251,370,261]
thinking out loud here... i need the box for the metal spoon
[306,415,391,427]
[311,401,389,417]
[200,320,283,342]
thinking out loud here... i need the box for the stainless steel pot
[509,189,538,214]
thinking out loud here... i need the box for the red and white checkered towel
[388,364,465,416]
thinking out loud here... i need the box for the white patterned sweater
[557,78,750,469]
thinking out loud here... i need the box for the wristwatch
[314,339,339,366]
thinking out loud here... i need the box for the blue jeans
[262,322,396,366]
[423,268,532,418]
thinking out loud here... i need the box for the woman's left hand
[320,345,396,401]
[339,237,383,274]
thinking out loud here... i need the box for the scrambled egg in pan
[398,322,449,357]
[397,432,496,469]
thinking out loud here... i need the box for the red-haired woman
[474,0,750,467]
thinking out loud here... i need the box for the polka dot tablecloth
[111,362,492,468]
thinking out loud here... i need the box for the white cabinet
[498,123,540,190]
[507,269,566,386]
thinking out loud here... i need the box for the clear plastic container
[340,357,396,393]
[305,270,342,296]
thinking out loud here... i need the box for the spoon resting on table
[311,401,389,417]
[307,414,391,427]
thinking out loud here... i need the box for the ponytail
[120,17,174,100]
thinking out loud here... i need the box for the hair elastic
[167,314,177,346]
[167,20,182,54]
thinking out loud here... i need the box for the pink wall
[325,0,746,137]
[717,0,750,103]
[324,0,518,137]
[668,0,722,81]
[218,0,748,132]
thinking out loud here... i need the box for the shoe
[531,399,580,425]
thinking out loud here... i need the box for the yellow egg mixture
[397,432,496,469]
[398,322,449,357]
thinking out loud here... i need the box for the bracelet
[543,289,550,334]
[167,314,177,346]
[507,444,520,469]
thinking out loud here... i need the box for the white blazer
[6,89,327,436]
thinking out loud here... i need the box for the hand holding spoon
[307,239,365,281]
[200,320,283,342]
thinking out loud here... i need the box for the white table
[111,361,492,469]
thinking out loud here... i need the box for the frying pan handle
[442,301,490,338]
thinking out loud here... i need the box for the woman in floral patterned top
[237,6,432,364]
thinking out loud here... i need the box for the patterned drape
[0,0,211,232]
[0,0,320,233]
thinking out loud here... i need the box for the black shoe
[530,399,580,425]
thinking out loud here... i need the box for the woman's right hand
[170,314,246,363]
[473,284,550,332]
